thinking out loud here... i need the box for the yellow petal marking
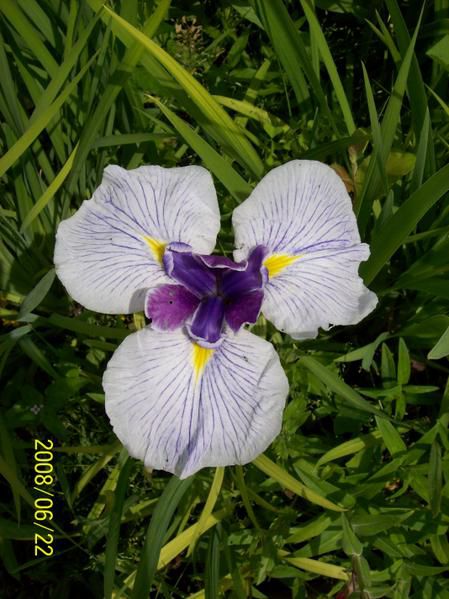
[192,343,214,383]
[143,236,167,264]
[263,253,301,279]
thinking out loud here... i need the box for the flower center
[145,245,267,347]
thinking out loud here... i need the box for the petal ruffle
[261,248,378,338]
[54,165,220,314]
[232,160,377,338]
[103,327,288,478]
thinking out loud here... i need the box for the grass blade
[253,0,338,134]
[20,145,78,232]
[279,551,349,581]
[121,509,229,594]
[131,476,193,598]
[385,0,435,174]
[300,356,386,418]
[205,527,221,599]
[18,268,55,319]
[103,6,264,178]
[299,0,355,134]
[428,326,449,360]
[104,456,132,599]
[0,55,96,179]
[429,441,442,517]
[361,162,449,284]
[70,0,170,183]
[146,97,252,201]
[187,467,224,556]
[356,13,421,234]
[252,454,345,512]
[0,0,58,76]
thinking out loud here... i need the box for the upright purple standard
[54,161,377,478]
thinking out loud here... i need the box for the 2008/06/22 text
[34,439,54,557]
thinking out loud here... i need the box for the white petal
[54,165,220,314]
[262,248,378,339]
[232,160,377,338]
[103,327,288,478]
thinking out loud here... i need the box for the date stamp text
[33,439,54,557]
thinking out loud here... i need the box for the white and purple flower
[54,160,377,478]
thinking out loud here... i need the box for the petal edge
[103,328,289,478]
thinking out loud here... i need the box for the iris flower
[54,160,377,478]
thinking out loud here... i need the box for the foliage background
[1,0,449,597]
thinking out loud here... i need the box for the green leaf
[427,33,449,69]
[397,338,411,386]
[279,552,349,581]
[287,514,334,543]
[361,162,449,284]
[37,314,130,340]
[429,441,442,517]
[0,455,33,507]
[70,0,170,183]
[356,13,421,233]
[19,336,59,379]
[72,442,121,502]
[104,456,133,599]
[131,476,193,598]
[428,326,449,360]
[253,0,343,138]
[0,54,97,178]
[234,466,260,530]
[299,0,355,134]
[145,97,252,201]
[375,417,406,457]
[335,332,389,371]
[385,0,434,172]
[205,528,221,599]
[252,454,345,512]
[0,0,58,76]
[0,518,35,540]
[317,431,383,466]
[341,514,363,556]
[300,356,386,418]
[252,0,312,107]
[20,146,78,232]
[103,6,263,178]
[187,467,225,556]
[0,414,21,519]
[18,268,55,319]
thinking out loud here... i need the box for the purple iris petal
[156,244,268,344]
[167,241,192,252]
[198,254,246,270]
[190,297,225,345]
[145,284,199,331]
[221,246,267,297]
[164,249,216,297]
[225,289,264,332]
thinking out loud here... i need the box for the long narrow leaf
[299,0,355,134]
[104,456,133,599]
[187,467,224,556]
[0,55,96,178]
[103,6,264,178]
[252,454,344,512]
[146,97,252,201]
[131,476,193,598]
[356,14,421,233]
[361,163,449,284]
